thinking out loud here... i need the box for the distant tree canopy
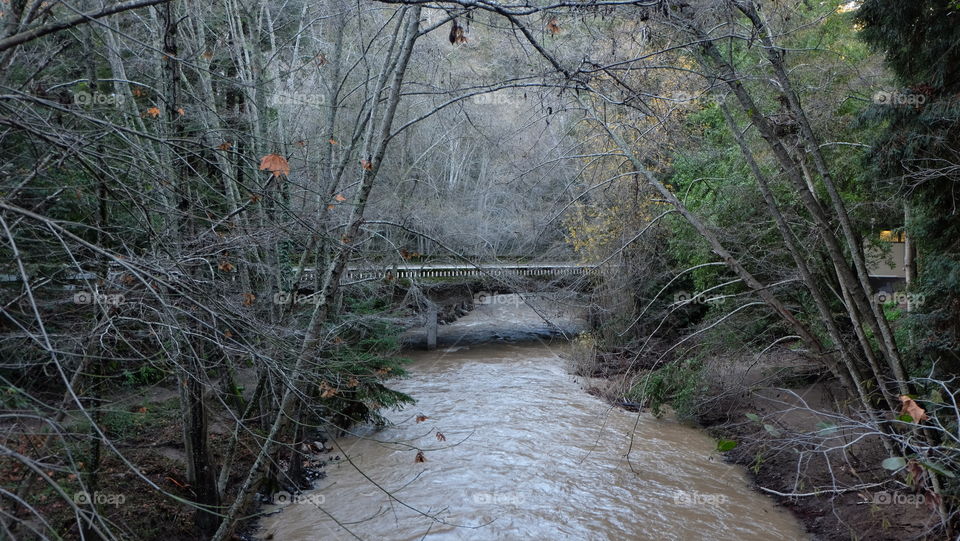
[857,0,960,369]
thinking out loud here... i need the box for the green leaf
[763,424,781,437]
[897,414,914,423]
[745,413,760,422]
[881,457,906,471]
[919,461,956,479]
[716,439,738,452]
[815,421,838,435]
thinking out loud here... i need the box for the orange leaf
[547,18,561,34]
[294,140,306,147]
[899,395,929,422]
[347,377,359,388]
[414,450,426,463]
[327,204,335,210]
[435,432,446,442]
[249,194,261,203]
[328,138,338,145]
[360,159,373,171]
[202,51,214,60]
[334,194,347,202]
[320,381,337,398]
[145,106,161,118]
[177,107,185,116]
[217,141,233,151]
[218,261,235,272]
[259,153,291,177]
[242,293,256,306]
[415,415,429,423]
[132,88,144,97]
[224,330,233,339]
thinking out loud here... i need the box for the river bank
[581,346,940,541]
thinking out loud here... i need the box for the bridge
[0,262,597,283]
[339,262,596,281]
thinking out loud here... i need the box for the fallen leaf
[414,450,426,463]
[334,193,347,202]
[899,395,928,422]
[217,141,233,151]
[360,159,373,170]
[436,432,446,442]
[415,415,429,423]
[294,140,306,147]
[327,204,335,210]
[347,377,359,388]
[242,293,256,306]
[202,51,214,60]
[218,261,235,272]
[177,107,185,116]
[259,153,291,177]
[224,330,233,339]
[145,106,161,118]
[328,138,338,145]
[132,88,144,97]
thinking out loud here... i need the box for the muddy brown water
[260,296,806,540]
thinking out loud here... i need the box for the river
[259,295,806,540]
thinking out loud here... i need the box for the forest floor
[4,374,337,541]
[584,349,941,540]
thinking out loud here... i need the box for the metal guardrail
[335,264,594,281]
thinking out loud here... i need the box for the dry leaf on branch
[414,450,426,463]
[415,415,429,423]
[899,395,929,422]
[259,153,291,177]
[547,18,561,34]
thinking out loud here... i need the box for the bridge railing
[296,264,597,282]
